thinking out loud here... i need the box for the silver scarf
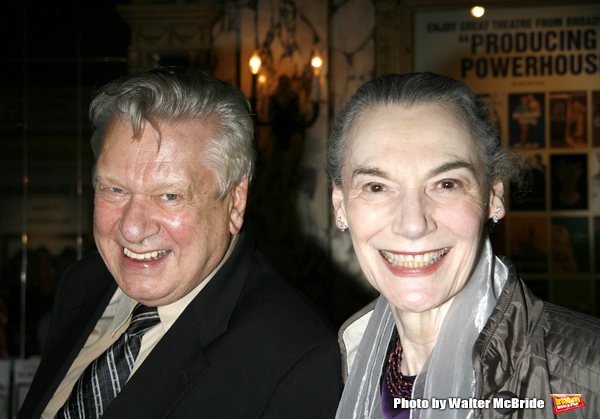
[336,237,508,419]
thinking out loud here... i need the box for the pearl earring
[337,216,348,232]
[492,206,502,224]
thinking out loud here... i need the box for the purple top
[381,372,416,419]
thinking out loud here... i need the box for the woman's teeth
[381,248,448,268]
[124,248,169,261]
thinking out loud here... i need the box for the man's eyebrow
[426,160,477,178]
[94,174,112,185]
[155,181,191,190]
[94,175,192,192]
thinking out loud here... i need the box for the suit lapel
[22,254,117,418]
[104,313,211,417]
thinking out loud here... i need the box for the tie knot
[128,303,160,336]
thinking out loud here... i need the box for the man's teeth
[123,248,169,261]
[381,248,448,268]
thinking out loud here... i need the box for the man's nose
[119,196,160,244]
[390,189,435,240]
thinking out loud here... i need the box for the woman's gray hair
[326,72,522,193]
[90,66,255,202]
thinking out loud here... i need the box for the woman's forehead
[347,103,472,148]
[342,103,485,179]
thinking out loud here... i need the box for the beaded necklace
[385,334,414,399]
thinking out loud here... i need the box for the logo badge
[551,394,585,414]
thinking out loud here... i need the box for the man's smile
[123,247,170,262]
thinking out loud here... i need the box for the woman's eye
[162,194,179,201]
[366,183,385,193]
[439,179,459,189]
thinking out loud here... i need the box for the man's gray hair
[90,66,255,201]
[326,72,521,193]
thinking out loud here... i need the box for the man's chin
[116,277,174,305]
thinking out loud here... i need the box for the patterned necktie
[56,303,160,418]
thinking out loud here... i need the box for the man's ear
[488,179,506,221]
[332,184,347,229]
[229,177,250,235]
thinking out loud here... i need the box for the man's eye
[162,194,179,201]
[109,187,124,194]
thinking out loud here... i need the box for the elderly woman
[328,72,600,418]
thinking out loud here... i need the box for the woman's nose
[390,190,435,239]
[119,196,160,244]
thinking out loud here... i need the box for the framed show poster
[412,2,600,315]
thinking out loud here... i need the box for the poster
[415,4,600,144]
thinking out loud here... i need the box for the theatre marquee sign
[415,4,600,90]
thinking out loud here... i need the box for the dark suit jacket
[19,230,343,418]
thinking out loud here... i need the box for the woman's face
[332,103,504,313]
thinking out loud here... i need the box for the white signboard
[415,4,600,93]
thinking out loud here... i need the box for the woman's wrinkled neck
[388,299,453,376]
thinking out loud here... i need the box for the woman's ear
[332,185,347,229]
[488,180,506,221]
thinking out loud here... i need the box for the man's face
[93,118,248,306]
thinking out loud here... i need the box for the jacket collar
[472,257,545,399]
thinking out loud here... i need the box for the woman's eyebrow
[426,160,476,178]
[352,161,476,181]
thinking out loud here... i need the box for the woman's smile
[380,248,449,268]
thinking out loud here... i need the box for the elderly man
[19,67,342,418]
